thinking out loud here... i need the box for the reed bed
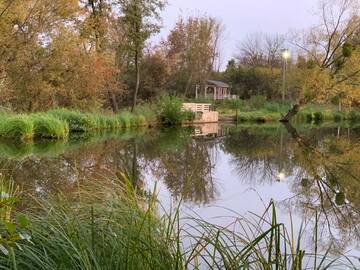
[0,176,357,270]
[0,109,149,141]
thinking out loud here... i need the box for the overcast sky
[157,0,320,69]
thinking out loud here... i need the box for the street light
[282,49,290,102]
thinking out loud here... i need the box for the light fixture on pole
[282,49,290,102]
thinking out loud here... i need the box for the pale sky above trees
[159,0,319,68]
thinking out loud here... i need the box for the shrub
[49,109,96,132]
[31,114,69,139]
[0,115,34,141]
[333,112,345,122]
[348,110,360,122]
[313,111,323,124]
[248,95,267,109]
[157,95,186,125]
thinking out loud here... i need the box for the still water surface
[1,123,360,259]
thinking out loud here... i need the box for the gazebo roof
[207,80,230,88]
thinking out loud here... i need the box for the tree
[165,16,224,96]
[118,0,166,111]
[282,0,360,121]
[235,33,284,69]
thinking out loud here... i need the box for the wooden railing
[182,103,211,113]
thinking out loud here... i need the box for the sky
[156,0,320,69]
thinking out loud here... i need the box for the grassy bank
[214,98,360,123]
[0,109,151,141]
[0,177,356,269]
[0,96,196,141]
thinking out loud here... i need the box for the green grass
[216,99,360,124]
[237,111,281,122]
[31,114,69,139]
[0,176,356,269]
[0,109,150,141]
[0,115,34,141]
[49,109,99,132]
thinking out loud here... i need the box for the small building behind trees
[196,80,232,100]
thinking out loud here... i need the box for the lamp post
[282,49,290,102]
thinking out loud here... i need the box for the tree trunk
[132,49,140,112]
[108,90,118,113]
[280,103,301,122]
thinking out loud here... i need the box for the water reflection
[0,123,360,253]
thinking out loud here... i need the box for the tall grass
[0,109,150,141]
[0,176,356,269]
[31,114,69,139]
[0,115,34,141]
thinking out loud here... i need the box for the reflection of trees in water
[222,127,294,183]
[281,123,360,253]
[0,131,158,196]
[153,138,217,205]
[140,128,218,205]
[222,124,360,252]
[0,127,218,205]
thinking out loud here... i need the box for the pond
[1,122,360,261]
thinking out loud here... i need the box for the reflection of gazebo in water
[196,80,231,100]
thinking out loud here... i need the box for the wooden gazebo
[196,80,231,100]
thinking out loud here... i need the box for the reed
[0,176,356,270]
[0,115,34,141]
[31,114,69,139]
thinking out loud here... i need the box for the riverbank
[0,96,198,141]
[0,109,150,141]
[215,100,360,123]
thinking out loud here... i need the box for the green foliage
[248,95,267,109]
[119,111,134,128]
[237,111,281,123]
[31,114,69,139]
[348,110,360,122]
[0,178,30,258]
[334,112,346,122]
[134,104,157,123]
[49,109,97,132]
[343,43,353,58]
[157,95,187,125]
[3,178,177,270]
[0,115,34,141]
[0,181,352,269]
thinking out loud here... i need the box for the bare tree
[236,33,284,68]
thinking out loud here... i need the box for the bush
[333,112,345,122]
[31,114,69,139]
[49,109,96,132]
[0,115,34,141]
[157,95,186,125]
[313,111,323,124]
[248,95,267,109]
[348,110,360,122]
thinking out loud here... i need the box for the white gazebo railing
[182,103,211,113]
